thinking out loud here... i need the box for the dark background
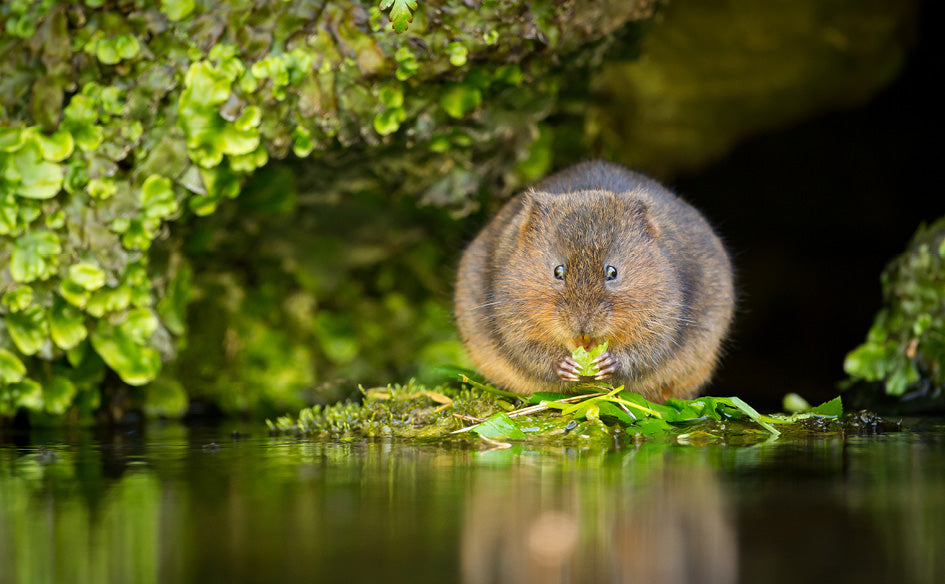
[674,2,939,408]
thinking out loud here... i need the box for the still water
[1,420,943,584]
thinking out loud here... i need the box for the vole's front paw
[593,351,618,380]
[555,356,581,381]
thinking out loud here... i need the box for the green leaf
[440,83,482,119]
[85,285,132,317]
[49,296,88,350]
[447,42,468,67]
[14,141,63,199]
[11,379,43,412]
[156,258,193,336]
[6,306,48,356]
[10,230,61,282]
[470,412,527,440]
[42,376,77,415]
[379,0,418,33]
[90,321,161,386]
[143,376,189,418]
[809,396,843,417]
[115,35,140,60]
[0,349,27,384]
[782,392,811,414]
[723,396,781,436]
[0,127,25,152]
[68,262,106,291]
[59,277,91,308]
[121,308,159,344]
[2,285,34,312]
[161,0,196,22]
[373,107,406,136]
[36,130,74,162]
[571,341,609,377]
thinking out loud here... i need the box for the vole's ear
[631,201,660,239]
[513,190,549,242]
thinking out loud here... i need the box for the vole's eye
[554,265,566,280]
[605,265,618,281]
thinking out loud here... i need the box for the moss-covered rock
[844,218,945,411]
[0,0,656,421]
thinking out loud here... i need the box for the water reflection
[461,464,735,584]
[0,423,944,584]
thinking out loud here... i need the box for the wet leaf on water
[470,412,527,440]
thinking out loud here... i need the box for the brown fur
[454,160,734,402]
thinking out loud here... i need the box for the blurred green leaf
[2,285,34,312]
[0,349,27,384]
[143,376,189,418]
[6,306,48,356]
[49,296,88,350]
[68,262,106,291]
[42,376,77,415]
[10,230,61,282]
[14,141,62,199]
[90,321,161,386]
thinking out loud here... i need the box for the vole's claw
[593,351,618,380]
[555,356,581,381]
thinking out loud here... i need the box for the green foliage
[0,0,655,422]
[270,376,853,445]
[845,217,945,400]
[379,0,419,33]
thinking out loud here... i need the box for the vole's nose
[573,334,594,349]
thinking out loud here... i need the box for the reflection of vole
[454,160,734,401]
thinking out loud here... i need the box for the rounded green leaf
[143,377,189,418]
[161,0,195,21]
[439,84,482,118]
[90,322,161,386]
[36,130,75,162]
[10,230,61,283]
[49,297,89,350]
[6,305,48,356]
[115,35,140,60]
[2,285,34,312]
[95,39,121,65]
[12,379,43,412]
[42,376,78,415]
[69,262,107,291]
[0,127,25,152]
[14,141,63,199]
[0,349,27,384]
[121,308,159,344]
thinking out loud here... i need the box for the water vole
[454,160,734,401]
